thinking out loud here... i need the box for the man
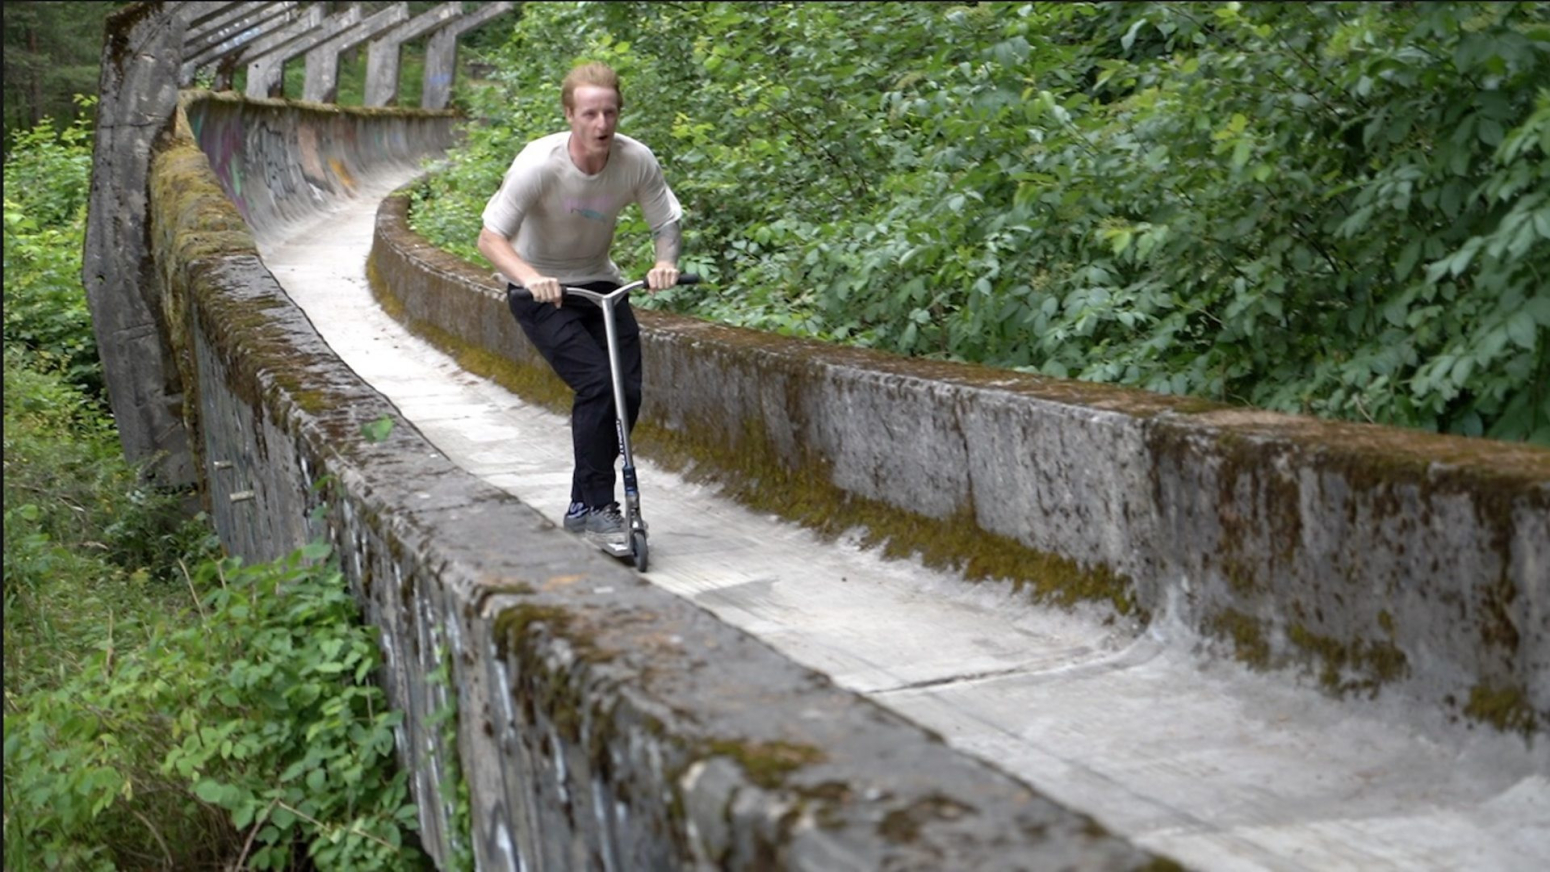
[476,61,682,547]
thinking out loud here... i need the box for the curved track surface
[259,168,1548,871]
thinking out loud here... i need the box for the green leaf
[1447,241,1480,278]
[194,779,226,805]
[1394,240,1421,282]
[1231,139,1252,170]
[234,800,257,830]
[1526,295,1550,327]
[1506,311,1538,351]
[361,416,394,443]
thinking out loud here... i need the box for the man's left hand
[646,262,680,291]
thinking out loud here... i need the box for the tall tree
[2,2,120,150]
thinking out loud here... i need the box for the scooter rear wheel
[630,530,649,572]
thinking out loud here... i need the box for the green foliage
[4,541,425,871]
[2,104,102,398]
[1,1,117,151]
[3,104,213,717]
[3,352,217,868]
[412,0,1550,443]
[2,352,212,601]
[4,107,425,869]
[362,415,396,443]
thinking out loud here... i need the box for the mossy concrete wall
[84,1,200,488]
[141,87,1168,872]
[369,194,1550,738]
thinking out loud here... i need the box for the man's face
[565,85,620,163]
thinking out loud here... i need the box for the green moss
[490,602,623,745]
[1287,623,1409,695]
[1478,570,1522,655]
[1144,417,1541,720]
[273,383,330,415]
[186,87,459,121]
[1464,683,1537,736]
[635,414,1144,617]
[492,604,574,662]
[472,582,537,618]
[1224,559,1258,596]
[794,781,855,830]
[877,794,974,844]
[704,739,825,791]
[1205,609,1272,669]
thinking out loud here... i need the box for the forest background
[3,1,1548,870]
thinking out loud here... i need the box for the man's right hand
[525,275,563,306]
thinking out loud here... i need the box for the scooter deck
[582,531,639,558]
[597,540,632,558]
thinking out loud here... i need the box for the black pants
[507,282,642,508]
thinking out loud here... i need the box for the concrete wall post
[245,4,362,100]
[301,2,409,104]
[182,1,290,59]
[179,1,302,87]
[216,3,324,92]
[181,1,256,48]
[82,3,200,487]
[420,1,514,110]
[363,2,464,107]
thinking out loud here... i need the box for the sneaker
[563,501,589,533]
[584,501,626,546]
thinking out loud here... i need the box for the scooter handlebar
[509,273,703,301]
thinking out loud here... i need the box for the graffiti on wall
[187,102,357,229]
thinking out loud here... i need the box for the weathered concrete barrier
[369,195,1550,739]
[181,90,453,247]
[146,89,1169,872]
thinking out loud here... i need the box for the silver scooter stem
[595,295,639,491]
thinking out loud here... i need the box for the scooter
[534,273,700,572]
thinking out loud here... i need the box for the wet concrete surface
[260,168,1549,872]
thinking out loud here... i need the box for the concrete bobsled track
[81,5,1548,870]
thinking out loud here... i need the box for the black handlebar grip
[677,273,702,286]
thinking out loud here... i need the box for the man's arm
[477,227,564,306]
[647,220,682,291]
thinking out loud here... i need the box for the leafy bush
[412,1,1550,443]
[4,358,422,870]
[2,102,101,398]
[4,106,426,870]
[2,349,209,585]
[4,541,425,871]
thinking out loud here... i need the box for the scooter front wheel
[630,530,649,572]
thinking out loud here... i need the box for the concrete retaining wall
[148,92,1168,871]
[369,196,1550,738]
[181,90,454,248]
